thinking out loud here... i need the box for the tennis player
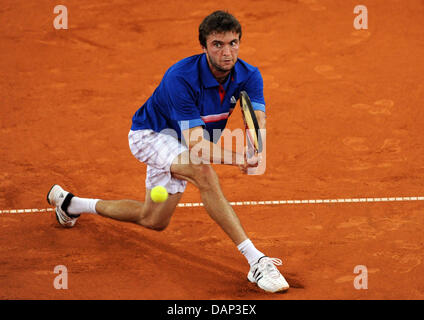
[47,10,289,293]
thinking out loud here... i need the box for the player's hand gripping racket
[239,91,263,162]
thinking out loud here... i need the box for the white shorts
[128,129,188,194]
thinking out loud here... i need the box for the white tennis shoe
[248,256,290,293]
[47,184,79,228]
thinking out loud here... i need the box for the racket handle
[246,146,256,159]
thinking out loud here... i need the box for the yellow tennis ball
[150,186,168,203]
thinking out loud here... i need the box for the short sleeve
[164,74,205,130]
[243,68,266,113]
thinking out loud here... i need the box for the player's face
[203,31,240,75]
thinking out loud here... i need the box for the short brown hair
[198,11,242,48]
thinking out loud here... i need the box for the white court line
[1,196,424,214]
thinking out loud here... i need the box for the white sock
[68,197,99,215]
[237,239,265,266]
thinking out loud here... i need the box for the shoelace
[258,257,283,278]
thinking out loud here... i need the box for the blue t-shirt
[131,53,265,143]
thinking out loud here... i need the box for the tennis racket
[239,91,263,158]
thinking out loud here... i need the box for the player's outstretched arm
[181,126,254,171]
[254,110,266,130]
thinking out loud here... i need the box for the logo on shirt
[230,96,237,104]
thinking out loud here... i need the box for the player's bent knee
[136,218,169,231]
[189,164,217,189]
[172,162,220,191]
[135,207,172,231]
[149,222,169,231]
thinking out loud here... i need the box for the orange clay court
[1,0,424,300]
